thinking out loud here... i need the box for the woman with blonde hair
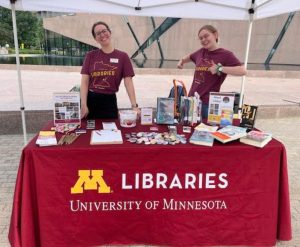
[177,25,246,118]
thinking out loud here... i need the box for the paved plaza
[0,66,299,246]
[0,65,300,111]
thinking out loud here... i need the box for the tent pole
[11,2,28,145]
[239,8,254,118]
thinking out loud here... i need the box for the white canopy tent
[1,0,300,145]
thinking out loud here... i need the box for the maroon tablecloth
[9,120,292,247]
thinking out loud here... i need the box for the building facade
[43,12,300,66]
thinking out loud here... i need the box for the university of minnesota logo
[71,170,111,194]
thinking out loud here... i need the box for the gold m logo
[71,170,111,194]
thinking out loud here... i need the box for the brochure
[102,122,118,130]
[53,92,81,125]
[36,131,57,147]
[141,108,153,125]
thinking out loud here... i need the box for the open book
[194,122,219,132]
[211,125,247,143]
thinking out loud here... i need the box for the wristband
[132,103,138,108]
[216,63,223,76]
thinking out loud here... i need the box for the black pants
[87,91,118,119]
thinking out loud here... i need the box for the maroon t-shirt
[81,49,135,94]
[189,48,242,104]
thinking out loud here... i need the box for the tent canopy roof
[0,0,300,20]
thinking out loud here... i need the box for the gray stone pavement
[0,117,299,247]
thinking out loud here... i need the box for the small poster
[208,92,235,125]
[53,92,81,125]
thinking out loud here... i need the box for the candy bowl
[119,110,137,128]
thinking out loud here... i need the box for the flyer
[53,92,81,125]
[207,92,235,125]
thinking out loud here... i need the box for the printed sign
[53,92,81,125]
[208,92,235,125]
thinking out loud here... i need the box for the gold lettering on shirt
[195,66,209,72]
[91,70,116,77]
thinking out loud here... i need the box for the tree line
[0,6,43,50]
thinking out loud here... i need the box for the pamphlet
[36,131,57,147]
[86,120,95,129]
[141,108,153,125]
[53,92,81,125]
[102,122,118,130]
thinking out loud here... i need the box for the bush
[9,48,44,54]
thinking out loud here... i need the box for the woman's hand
[80,104,89,119]
[208,60,218,75]
[177,59,184,69]
[132,106,141,117]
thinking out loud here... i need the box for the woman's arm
[124,77,138,110]
[80,74,90,119]
[209,61,247,76]
[222,65,247,76]
[177,54,192,69]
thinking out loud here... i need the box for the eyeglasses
[95,29,109,36]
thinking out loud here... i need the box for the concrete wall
[43,12,300,64]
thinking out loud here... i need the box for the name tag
[110,58,119,63]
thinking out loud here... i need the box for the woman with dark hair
[177,25,246,119]
[80,21,138,119]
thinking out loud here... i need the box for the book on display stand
[240,104,258,129]
[156,97,175,124]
